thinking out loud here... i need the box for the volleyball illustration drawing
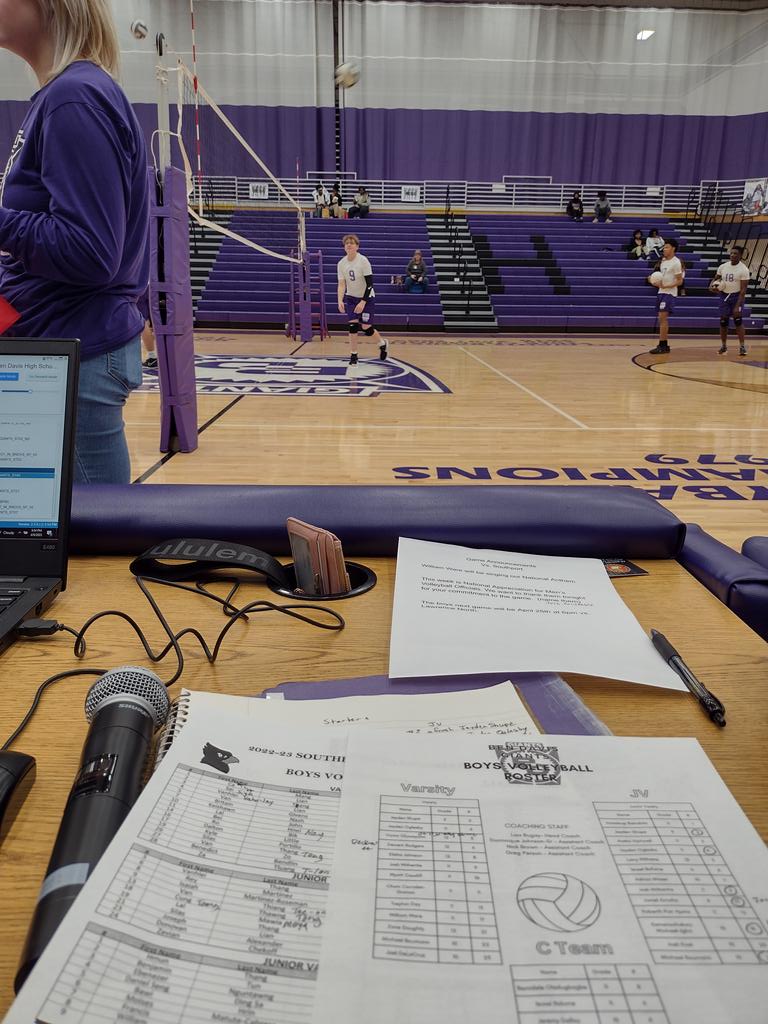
[517,872,601,932]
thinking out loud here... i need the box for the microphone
[15,666,171,992]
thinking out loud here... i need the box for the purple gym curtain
[126,103,768,186]
[4,2,765,189]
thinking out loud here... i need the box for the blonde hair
[38,0,120,82]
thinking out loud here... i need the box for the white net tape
[175,61,304,263]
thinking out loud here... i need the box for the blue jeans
[74,338,142,484]
[404,278,426,293]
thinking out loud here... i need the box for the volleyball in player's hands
[709,279,722,292]
[649,271,663,287]
[335,62,360,88]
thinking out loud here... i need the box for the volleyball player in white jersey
[648,240,684,354]
[710,246,750,356]
[337,234,389,365]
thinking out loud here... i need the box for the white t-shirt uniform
[717,260,750,294]
[659,256,683,295]
[337,254,373,299]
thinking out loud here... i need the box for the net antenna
[175,59,305,264]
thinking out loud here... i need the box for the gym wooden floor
[125,331,768,550]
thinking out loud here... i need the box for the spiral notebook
[154,674,609,770]
[154,680,540,768]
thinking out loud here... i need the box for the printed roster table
[374,795,502,964]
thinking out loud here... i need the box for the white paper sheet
[3,719,348,1024]
[313,732,768,1024]
[182,681,536,736]
[389,538,685,689]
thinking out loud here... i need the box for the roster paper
[313,732,768,1024]
[3,684,541,1024]
[2,718,348,1024]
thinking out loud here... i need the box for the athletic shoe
[718,344,727,355]
[648,344,670,354]
[349,352,358,365]
[379,338,389,360]
[739,344,747,356]
[143,356,158,368]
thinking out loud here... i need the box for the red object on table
[0,296,20,335]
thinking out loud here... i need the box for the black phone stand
[266,561,377,601]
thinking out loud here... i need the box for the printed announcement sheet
[389,538,685,689]
[313,733,768,1024]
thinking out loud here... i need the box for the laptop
[0,339,79,656]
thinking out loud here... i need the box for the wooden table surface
[0,554,766,1015]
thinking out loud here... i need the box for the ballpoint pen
[650,629,726,727]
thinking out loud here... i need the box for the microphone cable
[1,669,107,752]
[5,573,346,749]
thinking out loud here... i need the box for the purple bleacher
[468,214,761,332]
[195,209,763,333]
[195,211,443,330]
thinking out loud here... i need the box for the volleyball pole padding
[148,165,199,453]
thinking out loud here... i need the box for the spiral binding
[152,689,192,771]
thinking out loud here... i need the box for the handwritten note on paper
[389,538,684,690]
[249,681,537,736]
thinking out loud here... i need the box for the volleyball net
[174,60,305,263]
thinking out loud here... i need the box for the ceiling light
[636,29,655,41]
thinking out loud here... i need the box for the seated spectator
[404,250,428,293]
[566,191,584,221]
[329,182,344,218]
[644,228,664,260]
[312,181,330,218]
[348,186,370,218]
[628,229,645,259]
[592,191,612,223]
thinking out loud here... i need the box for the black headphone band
[129,538,291,590]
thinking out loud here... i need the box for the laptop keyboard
[0,578,27,611]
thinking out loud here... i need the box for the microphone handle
[15,702,155,991]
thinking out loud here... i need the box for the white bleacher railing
[192,175,755,214]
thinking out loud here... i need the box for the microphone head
[85,666,171,728]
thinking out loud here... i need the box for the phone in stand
[286,518,324,595]
[286,518,351,596]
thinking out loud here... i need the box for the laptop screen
[0,353,71,539]
[0,339,79,581]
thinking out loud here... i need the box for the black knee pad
[363,326,375,337]
[348,321,360,334]
[734,317,743,327]
[720,318,730,328]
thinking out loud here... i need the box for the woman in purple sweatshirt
[0,0,149,483]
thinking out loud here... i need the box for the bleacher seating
[194,212,291,328]
[194,209,763,333]
[467,214,760,332]
[307,215,443,330]
[195,211,443,330]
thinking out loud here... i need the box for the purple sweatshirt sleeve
[0,100,131,285]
